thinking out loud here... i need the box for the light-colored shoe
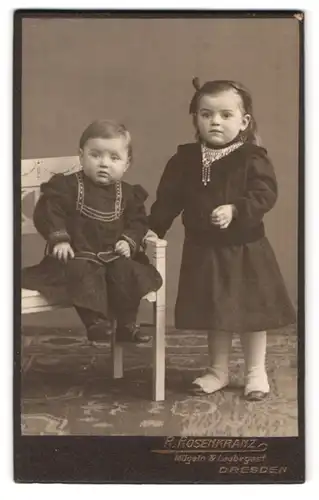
[244,370,269,399]
[192,370,229,394]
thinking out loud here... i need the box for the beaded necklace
[201,140,244,186]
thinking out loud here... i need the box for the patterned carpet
[20,324,298,437]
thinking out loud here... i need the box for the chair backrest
[21,156,80,234]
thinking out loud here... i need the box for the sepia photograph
[15,10,304,483]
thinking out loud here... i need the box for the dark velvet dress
[149,142,296,333]
[22,171,162,323]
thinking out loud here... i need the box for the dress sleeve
[119,184,149,254]
[33,174,74,247]
[232,149,278,227]
[148,151,185,238]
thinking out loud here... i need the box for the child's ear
[241,114,251,131]
[124,156,131,172]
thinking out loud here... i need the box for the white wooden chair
[21,156,167,401]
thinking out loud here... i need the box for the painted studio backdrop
[21,17,299,327]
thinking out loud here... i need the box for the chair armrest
[143,235,167,281]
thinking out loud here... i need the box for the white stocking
[240,331,269,395]
[193,330,232,393]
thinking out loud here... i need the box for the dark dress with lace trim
[22,171,162,325]
[149,142,296,333]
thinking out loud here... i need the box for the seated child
[22,119,162,344]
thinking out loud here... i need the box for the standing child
[149,79,296,401]
[22,119,162,344]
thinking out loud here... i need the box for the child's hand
[115,240,131,258]
[52,242,75,262]
[211,205,236,229]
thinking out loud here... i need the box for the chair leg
[111,319,123,379]
[152,301,165,401]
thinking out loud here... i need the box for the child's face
[79,136,130,185]
[195,90,251,146]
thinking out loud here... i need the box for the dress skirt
[21,253,162,318]
[175,236,296,333]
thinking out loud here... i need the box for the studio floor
[20,324,298,437]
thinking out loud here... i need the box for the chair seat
[21,288,69,313]
[21,287,156,314]
[22,288,47,298]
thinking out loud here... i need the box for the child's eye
[221,112,232,119]
[200,112,211,119]
[89,151,100,158]
[110,155,120,161]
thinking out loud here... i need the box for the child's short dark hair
[79,119,133,160]
[189,78,260,145]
